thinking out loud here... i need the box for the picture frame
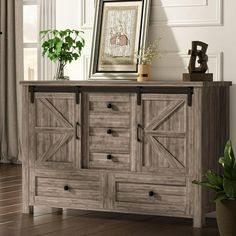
[89,0,151,80]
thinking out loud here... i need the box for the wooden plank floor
[0,164,219,236]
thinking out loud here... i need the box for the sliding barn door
[29,93,80,169]
[141,94,189,175]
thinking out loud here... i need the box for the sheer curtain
[0,0,23,163]
[39,0,56,80]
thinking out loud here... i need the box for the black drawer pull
[107,103,112,109]
[107,129,112,134]
[149,191,154,197]
[64,185,69,191]
[107,154,112,160]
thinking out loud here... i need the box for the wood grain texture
[112,173,188,216]
[141,94,187,175]
[191,86,230,227]
[83,93,133,170]
[21,82,231,228]
[20,80,232,88]
[28,93,79,170]
[21,85,31,213]
[0,165,220,236]
[31,170,103,210]
[88,153,130,171]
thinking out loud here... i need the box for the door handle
[76,122,80,139]
[137,124,142,142]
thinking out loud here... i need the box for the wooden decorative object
[183,41,213,81]
[20,80,231,228]
[183,73,213,81]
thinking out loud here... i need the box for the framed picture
[89,0,151,80]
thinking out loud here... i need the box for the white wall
[56,0,94,80]
[56,0,236,143]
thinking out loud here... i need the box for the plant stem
[56,60,65,79]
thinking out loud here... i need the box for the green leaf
[223,178,236,198]
[192,140,236,202]
[214,191,228,202]
[233,160,236,179]
[192,180,222,192]
[55,41,63,53]
[206,170,223,188]
[219,140,236,179]
[40,29,85,63]
[59,31,67,38]
[224,140,235,160]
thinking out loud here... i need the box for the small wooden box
[183,73,213,81]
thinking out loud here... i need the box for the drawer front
[112,174,189,216]
[89,113,130,128]
[31,171,103,209]
[90,101,130,113]
[89,94,130,112]
[89,128,130,153]
[89,152,130,170]
[88,94,131,128]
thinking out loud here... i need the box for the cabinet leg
[52,208,63,214]
[193,215,206,228]
[23,204,34,214]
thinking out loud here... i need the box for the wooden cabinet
[21,81,231,228]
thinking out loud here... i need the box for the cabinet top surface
[20,80,232,87]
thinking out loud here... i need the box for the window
[23,0,39,80]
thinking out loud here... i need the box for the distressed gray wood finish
[21,80,231,228]
[191,86,230,227]
[82,93,136,171]
[22,85,31,214]
[28,93,81,170]
[30,169,104,209]
[112,173,188,216]
[140,94,188,175]
[0,164,220,236]
[20,80,231,87]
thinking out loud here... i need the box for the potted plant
[135,38,161,82]
[192,140,236,236]
[40,29,85,80]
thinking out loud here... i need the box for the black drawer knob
[107,103,112,109]
[107,154,112,160]
[64,185,69,191]
[149,191,154,197]
[107,129,112,134]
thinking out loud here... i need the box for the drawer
[88,152,130,170]
[88,94,131,128]
[89,113,130,128]
[89,128,130,153]
[31,171,103,209]
[89,101,130,113]
[88,93,131,113]
[113,174,188,216]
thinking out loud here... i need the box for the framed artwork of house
[89,0,151,79]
